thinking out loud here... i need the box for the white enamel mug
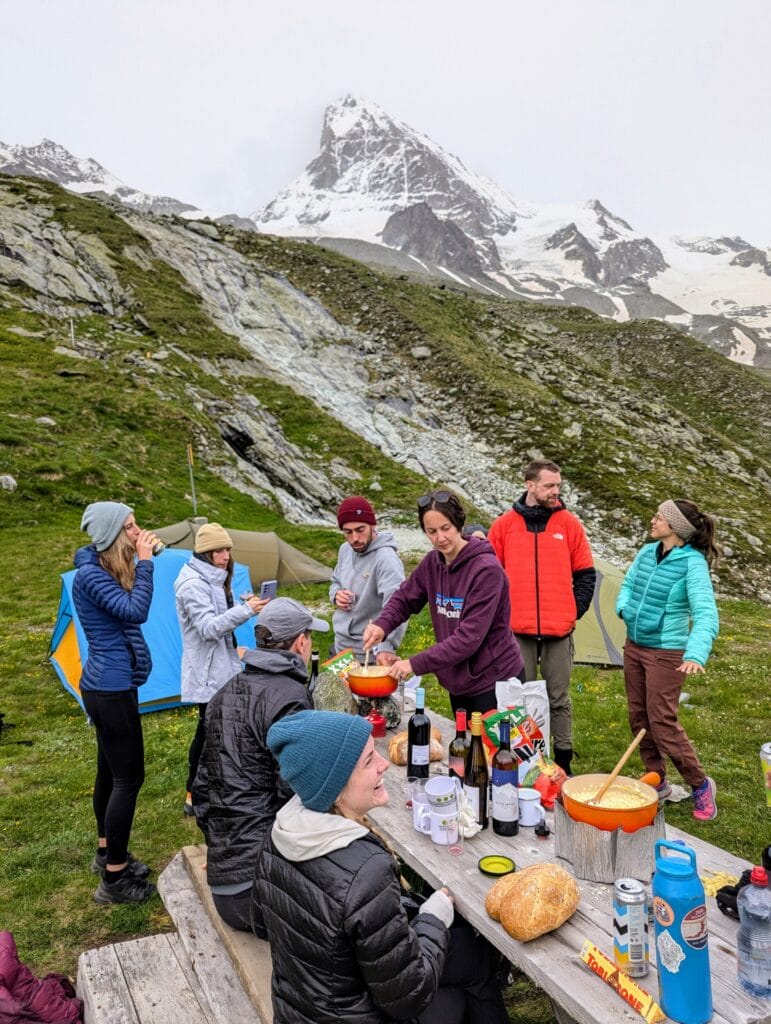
[412,792,432,834]
[518,787,542,826]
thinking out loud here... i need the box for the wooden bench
[77,845,272,1024]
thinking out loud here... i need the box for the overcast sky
[2,0,770,243]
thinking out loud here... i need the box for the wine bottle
[463,711,489,830]
[307,650,320,695]
[492,718,519,836]
[448,708,470,780]
[407,687,430,779]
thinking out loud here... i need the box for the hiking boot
[93,873,157,905]
[553,747,574,777]
[183,792,195,817]
[692,776,717,821]
[90,850,150,879]
[655,777,672,801]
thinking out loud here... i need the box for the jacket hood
[350,529,399,559]
[73,544,100,569]
[177,556,227,586]
[434,534,494,572]
[241,645,308,682]
[513,494,566,521]
[271,794,368,861]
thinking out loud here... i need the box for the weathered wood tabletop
[370,712,769,1024]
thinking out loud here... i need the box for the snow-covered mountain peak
[257,94,526,240]
[0,137,197,216]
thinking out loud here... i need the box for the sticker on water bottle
[681,905,708,949]
[652,897,674,927]
[656,930,685,974]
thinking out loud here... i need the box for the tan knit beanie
[194,522,233,553]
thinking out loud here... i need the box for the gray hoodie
[329,530,406,656]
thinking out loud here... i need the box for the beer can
[613,877,649,977]
[760,742,771,808]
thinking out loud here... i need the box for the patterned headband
[657,500,696,541]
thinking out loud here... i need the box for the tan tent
[573,557,627,666]
[153,517,332,586]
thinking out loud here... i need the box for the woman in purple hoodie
[363,490,524,714]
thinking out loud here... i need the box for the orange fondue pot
[561,772,660,833]
[344,665,398,699]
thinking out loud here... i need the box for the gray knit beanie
[81,501,133,552]
[267,710,372,812]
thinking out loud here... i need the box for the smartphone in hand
[259,579,278,600]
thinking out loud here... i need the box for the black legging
[449,690,497,716]
[82,688,144,864]
[186,703,208,793]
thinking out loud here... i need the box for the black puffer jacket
[254,815,448,1023]
[192,647,312,886]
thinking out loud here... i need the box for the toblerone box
[579,941,665,1024]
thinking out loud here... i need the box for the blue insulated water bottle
[652,840,713,1024]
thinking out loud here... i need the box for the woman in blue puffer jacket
[616,499,720,822]
[73,501,161,905]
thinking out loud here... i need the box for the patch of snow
[729,327,756,364]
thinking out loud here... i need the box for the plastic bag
[496,677,550,752]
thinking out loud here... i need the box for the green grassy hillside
[1,178,769,1020]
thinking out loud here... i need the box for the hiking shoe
[183,792,195,817]
[94,873,157,905]
[90,850,150,879]
[692,776,717,821]
[655,778,673,801]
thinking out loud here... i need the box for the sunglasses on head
[417,490,452,508]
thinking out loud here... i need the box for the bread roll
[488,863,579,942]
[388,728,443,765]
[485,870,526,921]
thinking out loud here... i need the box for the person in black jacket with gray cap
[192,596,328,933]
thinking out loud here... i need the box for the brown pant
[623,639,705,789]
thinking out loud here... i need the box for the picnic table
[369,711,769,1024]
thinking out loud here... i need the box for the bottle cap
[534,817,550,839]
[750,866,769,887]
[416,687,425,705]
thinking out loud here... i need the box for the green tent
[573,558,627,666]
[152,517,332,587]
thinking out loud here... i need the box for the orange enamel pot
[561,772,660,833]
[345,666,398,699]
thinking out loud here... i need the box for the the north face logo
[552,533,564,540]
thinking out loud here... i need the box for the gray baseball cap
[258,597,329,642]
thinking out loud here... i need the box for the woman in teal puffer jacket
[616,499,720,822]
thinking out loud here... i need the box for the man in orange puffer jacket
[488,460,596,775]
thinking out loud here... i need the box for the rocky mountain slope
[256,96,771,368]
[1,174,769,599]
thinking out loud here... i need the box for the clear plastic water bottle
[737,866,771,998]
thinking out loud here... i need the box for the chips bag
[481,707,547,778]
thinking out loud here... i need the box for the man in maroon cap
[330,496,406,664]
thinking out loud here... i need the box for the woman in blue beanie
[73,501,161,905]
[253,710,509,1023]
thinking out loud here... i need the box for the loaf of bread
[388,728,444,765]
[486,863,579,942]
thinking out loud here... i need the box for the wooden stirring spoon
[588,728,646,805]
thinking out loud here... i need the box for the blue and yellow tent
[49,548,256,714]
